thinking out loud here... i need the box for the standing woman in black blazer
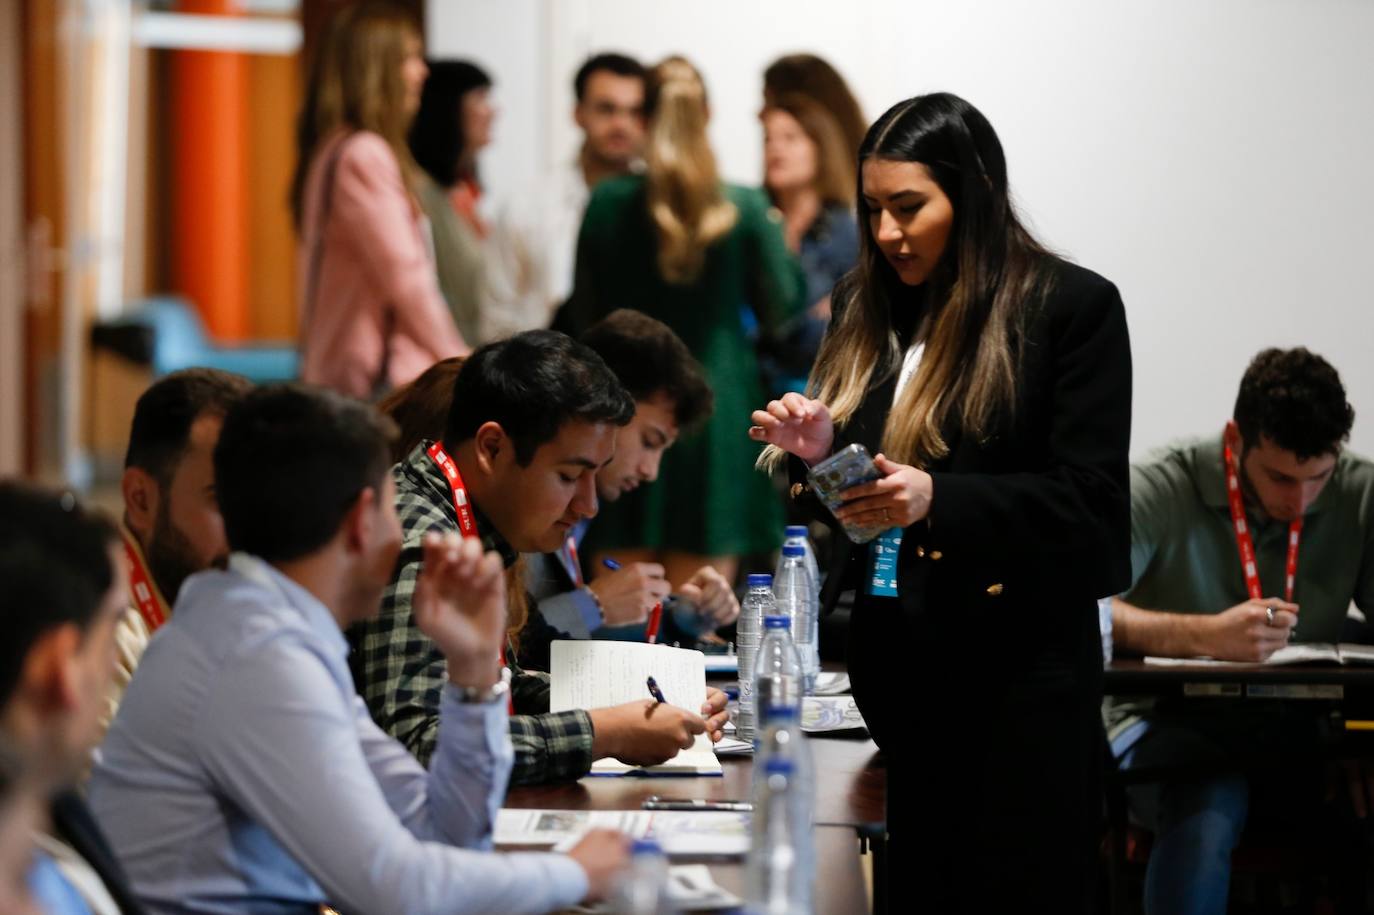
[751,93,1132,912]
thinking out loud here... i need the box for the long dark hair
[766,92,1053,469]
[409,60,492,188]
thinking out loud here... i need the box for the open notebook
[550,641,723,776]
[1145,643,1374,668]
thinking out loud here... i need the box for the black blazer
[50,790,147,915]
[793,255,1131,720]
[788,256,1131,911]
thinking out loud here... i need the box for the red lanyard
[561,535,584,588]
[1223,428,1301,602]
[426,441,511,711]
[123,536,168,633]
[427,441,479,538]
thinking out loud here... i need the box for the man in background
[1107,347,1374,915]
[484,53,646,338]
[520,309,738,670]
[111,368,250,720]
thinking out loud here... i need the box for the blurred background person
[758,92,859,395]
[561,56,806,590]
[486,53,647,343]
[761,52,867,157]
[411,61,496,240]
[407,61,499,344]
[291,1,467,400]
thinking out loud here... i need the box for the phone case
[806,444,888,544]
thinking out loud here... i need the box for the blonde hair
[643,57,738,283]
[291,1,422,227]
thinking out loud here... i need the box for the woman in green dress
[561,56,806,589]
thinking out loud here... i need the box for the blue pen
[646,676,668,704]
[602,558,622,571]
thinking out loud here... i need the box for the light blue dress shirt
[88,554,587,915]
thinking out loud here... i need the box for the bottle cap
[761,704,799,720]
[763,615,791,629]
[784,525,808,538]
[782,544,805,557]
[630,838,664,856]
[747,573,773,587]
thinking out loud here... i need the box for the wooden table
[505,735,885,833]
[504,735,885,913]
[1104,658,1374,715]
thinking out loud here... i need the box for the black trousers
[848,595,1104,913]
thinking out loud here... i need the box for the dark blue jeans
[1113,707,1351,915]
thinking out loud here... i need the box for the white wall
[430,0,1374,459]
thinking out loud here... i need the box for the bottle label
[864,527,903,597]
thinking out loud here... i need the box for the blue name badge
[864,527,903,597]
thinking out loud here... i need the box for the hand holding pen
[599,557,666,640]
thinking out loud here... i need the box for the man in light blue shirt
[88,384,628,915]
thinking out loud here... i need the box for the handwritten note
[550,641,722,775]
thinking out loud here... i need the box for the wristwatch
[454,666,512,704]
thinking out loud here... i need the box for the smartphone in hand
[806,443,887,544]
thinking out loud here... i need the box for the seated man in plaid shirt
[358,330,731,784]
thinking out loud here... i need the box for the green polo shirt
[1105,435,1374,740]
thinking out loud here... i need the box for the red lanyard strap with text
[124,539,167,633]
[1223,425,1301,602]
[427,441,479,538]
[426,441,512,711]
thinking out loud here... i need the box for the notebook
[1144,643,1374,667]
[550,641,723,776]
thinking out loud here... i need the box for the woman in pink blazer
[291,2,467,399]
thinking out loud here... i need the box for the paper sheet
[494,808,749,857]
[812,672,851,695]
[550,641,722,774]
[801,696,867,734]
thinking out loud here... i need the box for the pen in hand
[604,557,665,644]
[646,676,667,705]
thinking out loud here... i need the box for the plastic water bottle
[781,525,821,592]
[752,618,814,821]
[773,546,818,695]
[736,573,775,742]
[750,616,815,914]
[754,615,804,718]
[779,526,822,688]
[745,757,814,915]
[612,839,674,915]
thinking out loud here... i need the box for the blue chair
[92,297,298,383]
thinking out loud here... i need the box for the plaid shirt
[356,442,595,785]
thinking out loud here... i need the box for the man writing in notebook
[89,384,628,913]
[519,310,740,670]
[358,330,730,786]
[1106,348,1374,915]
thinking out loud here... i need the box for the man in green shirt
[1108,347,1374,915]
